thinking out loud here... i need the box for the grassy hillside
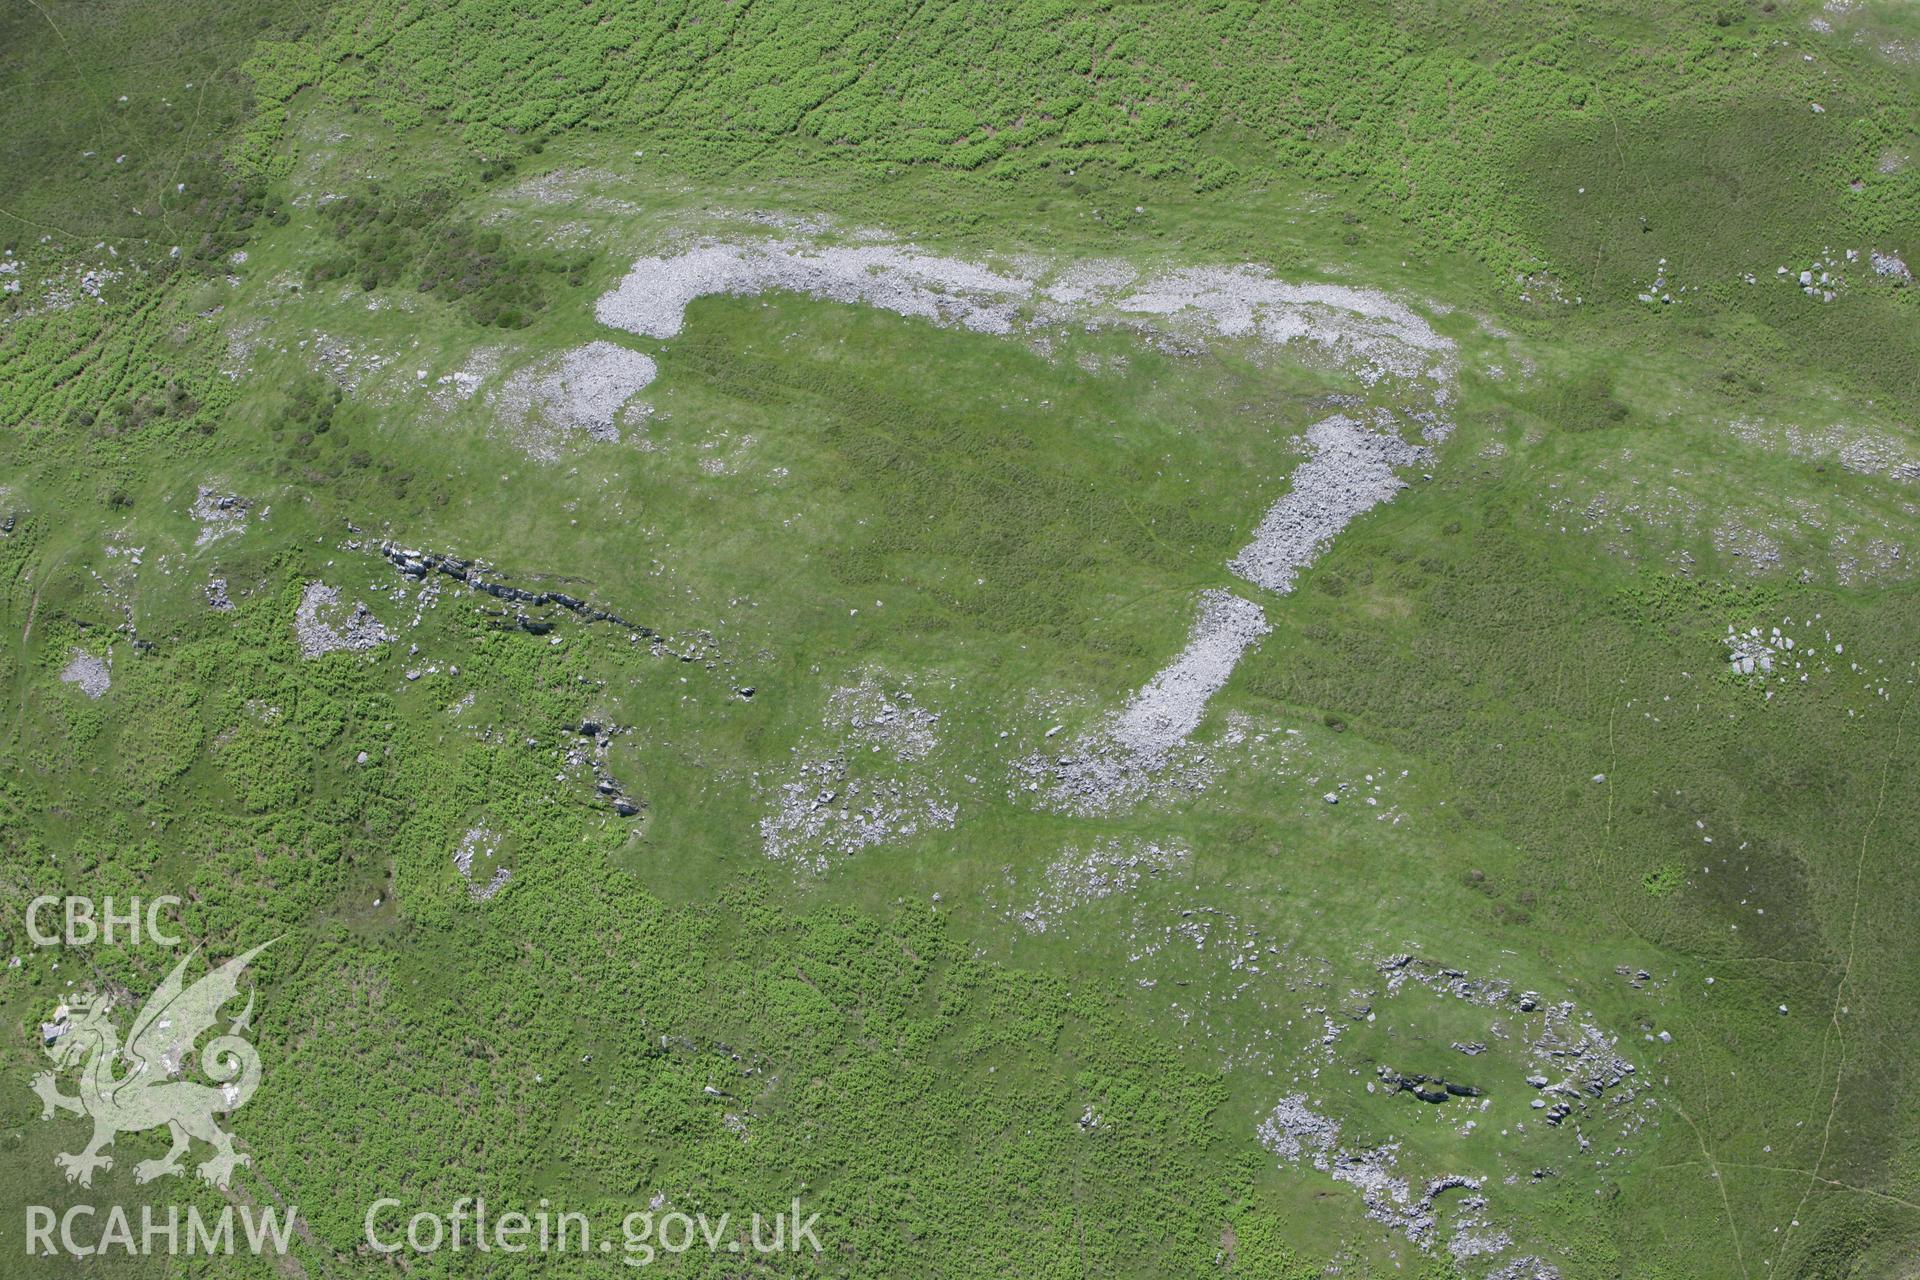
[3,2,1919,1277]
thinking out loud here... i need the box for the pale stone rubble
[489,340,658,459]
[594,226,1457,394]
[1023,591,1269,815]
[1113,591,1271,754]
[1019,837,1192,933]
[453,826,512,901]
[1230,414,1430,595]
[1027,411,1433,814]
[295,582,392,659]
[59,650,111,698]
[760,680,957,871]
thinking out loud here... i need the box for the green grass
[5,1,1920,1276]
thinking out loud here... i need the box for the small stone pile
[59,650,111,698]
[295,582,392,659]
[453,826,512,902]
[1726,625,1784,677]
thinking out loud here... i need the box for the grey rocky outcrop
[377,541,693,651]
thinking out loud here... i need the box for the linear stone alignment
[1229,414,1431,595]
[1025,590,1268,815]
[374,541,719,665]
[1112,591,1271,755]
[594,227,1456,392]
[597,240,1035,339]
[378,542,648,633]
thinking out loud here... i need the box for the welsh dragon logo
[31,941,274,1189]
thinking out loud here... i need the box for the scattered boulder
[1377,1065,1482,1103]
[190,486,254,547]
